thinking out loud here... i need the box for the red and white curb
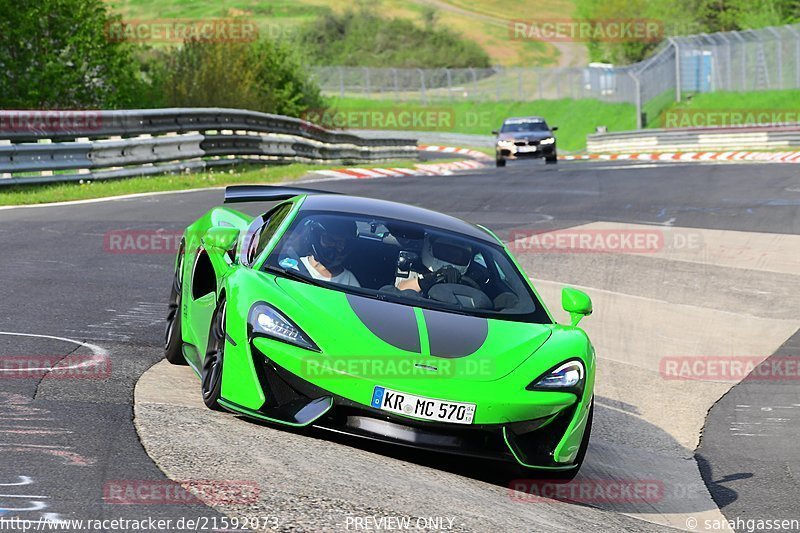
[418,145,493,161]
[420,144,800,164]
[312,160,485,180]
[561,151,800,163]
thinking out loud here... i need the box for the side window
[245,204,293,266]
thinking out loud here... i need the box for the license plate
[370,386,476,424]
[517,145,538,153]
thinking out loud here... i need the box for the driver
[396,234,472,293]
[283,217,361,287]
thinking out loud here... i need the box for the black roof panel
[298,194,496,243]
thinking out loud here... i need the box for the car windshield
[501,120,550,133]
[262,210,550,323]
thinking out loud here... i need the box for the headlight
[527,360,584,392]
[540,137,555,145]
[497,140,516,148]
[248,302,319,351]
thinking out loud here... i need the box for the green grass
[328,97,636,152]
[0,160,426,206]
[649,89,800,128]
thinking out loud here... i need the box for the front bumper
[496,143,556,160]
[219,340,591,470]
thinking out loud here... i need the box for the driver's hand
[419,266,461,293]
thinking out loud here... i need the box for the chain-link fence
[310,23,800,129]
[310,66,638,104]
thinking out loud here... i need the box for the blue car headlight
[539,137,555,145]
[248,302,319,352]
[527,360,584,392]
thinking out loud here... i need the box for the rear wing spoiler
[223,185,338,204]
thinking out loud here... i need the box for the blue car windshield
[262,210,551,324]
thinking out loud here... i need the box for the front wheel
[201,299,226,411]
[545,153,558,165]
[496,157,506,168]
[164,247,187,365]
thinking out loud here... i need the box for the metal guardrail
[587,124,800,153]
[0,108,418,187]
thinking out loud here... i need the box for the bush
[297,7,491,68]
[0,0,143,108]
[156,37,324,116]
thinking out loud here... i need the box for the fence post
[518,69,523,101]
[670,38,682,102]
[767,27,783,88]
[446,69,453,101]
[556,71,561,99]
[418,69,427,104]
[787,26,800,88]
[468,67,476,101]
[538,68,543,99]
[392,68,399,101]
[629,71,643,129]
[339,67,345,98]
[718,33,733,90]
[731,31,747,90]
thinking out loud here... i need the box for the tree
[0,0,143,108]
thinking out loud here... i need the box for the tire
[548,399,593,481]
[164,246,187,365]
[545,153,558,165]
[201,298,226,411]
[496,157,506,168]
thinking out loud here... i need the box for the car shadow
[234,394,732,516]
[695,453,751,508]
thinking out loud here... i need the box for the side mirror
[562,287,592,326]
[202,226,240,253]
[491,130,499,135]
[551,126,559,131]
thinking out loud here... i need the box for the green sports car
[165,185,595,477]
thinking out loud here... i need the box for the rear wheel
[201,299,226,411]
[164,246,187,365]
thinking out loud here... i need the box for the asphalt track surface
[1,158,798,532]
